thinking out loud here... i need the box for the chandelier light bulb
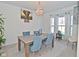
[36,1,44,16]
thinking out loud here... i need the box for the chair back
[31,36,42,52]
[23,31,30,36]
[45,33,54,45]
[34,31,40,36]
[39,29,42,35]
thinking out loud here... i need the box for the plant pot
[0,46,1,49]
[0,44,2,49]
[0,46,6,57]
[0,45,2,56]
[0,45,4,56]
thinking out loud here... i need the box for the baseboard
[2,42,18,48]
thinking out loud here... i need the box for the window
[70,15,73,36]
[51,18,54,25]
[51,17,54,33]
[51,27,54,33]
[58,17,65,25]
[58,17,65,35]
[71,15,73,25]
[58,26,65,34]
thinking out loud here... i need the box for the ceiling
[0,1,77,13]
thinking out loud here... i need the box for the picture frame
[21,9,32,22]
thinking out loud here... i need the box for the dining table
[18,33,54,57]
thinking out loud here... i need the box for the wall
[42,5,76,39]
[0,2,77,47]
[0,2,44,45]
[77,1,79,57]
[43,4,79,56]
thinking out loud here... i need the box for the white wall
[0,2,77,47]
[43,5,75,31]
[76,2,79,56]
[0,2,44,45]
[77,6,79,56]
[77,22,79,56]
[42,5,76,39]
[43,4,79,56]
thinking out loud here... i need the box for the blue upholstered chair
[30,36,42,53]
[38,29,42,35]
[33,29,42,36]
[34,31,40,36]
[44,33,54,46]
[23,31,30,36]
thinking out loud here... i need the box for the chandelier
[36,1,44,16]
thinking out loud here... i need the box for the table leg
[52,40,54,48]
[24,43,29,57]
[75,42,77,57]
[18,38,21,51]
[52,37,54,48]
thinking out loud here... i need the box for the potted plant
[0,14,6,56]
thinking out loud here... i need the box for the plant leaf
[0,18,4,24]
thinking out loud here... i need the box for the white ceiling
[0,1,77,13]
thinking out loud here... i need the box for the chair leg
[38,50,41,56]
[45,44,47,47]
[75,42,77,49]
[72,43,74,49]
[32,51,37,56]
[67,40,69,47]
[72,42,77,50]
[32,51,41,56]
[32,52,35,56]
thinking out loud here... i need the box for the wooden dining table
[18,33,54,57]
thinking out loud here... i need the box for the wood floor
[0,39,77,57]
